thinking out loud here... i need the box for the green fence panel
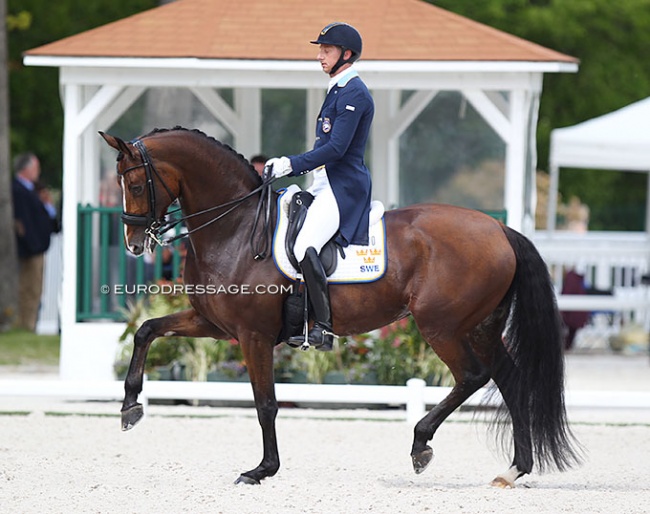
[76,204,185,322]
[480,209,507,224]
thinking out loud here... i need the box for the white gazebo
[24,0,577,380]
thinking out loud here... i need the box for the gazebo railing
[76,204,185,321]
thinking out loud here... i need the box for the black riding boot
[300,247,335,351]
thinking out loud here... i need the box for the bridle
[118,139,175,236]
[117,138,276,259]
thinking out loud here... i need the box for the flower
[367,318,453,386]
[282,318,453,386]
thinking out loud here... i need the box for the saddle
[284,190,343,276]
[279,190,341,346]
[276,186,386,346]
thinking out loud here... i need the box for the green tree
[7,0,157,188]
[1,0,18,330]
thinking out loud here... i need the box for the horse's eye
[130,184,145,196]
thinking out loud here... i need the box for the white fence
[2,378,650,423]
[533,231,650,328]
[533,231,650,286]
[0,378,470,424]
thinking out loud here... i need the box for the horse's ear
[99,131,134,159]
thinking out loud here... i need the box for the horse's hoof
[490,476,515,488]
[234,474,260,485]
[411,446,434,474]
[121,403,144,431]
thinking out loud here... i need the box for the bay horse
[100,127,582,487]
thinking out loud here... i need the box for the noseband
[117,138,276,259]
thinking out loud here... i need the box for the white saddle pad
[272,186,387,283]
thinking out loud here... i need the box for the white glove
[265,156,292,178]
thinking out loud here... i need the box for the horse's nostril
[129,244,143,255]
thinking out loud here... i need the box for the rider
[266,22,374,351]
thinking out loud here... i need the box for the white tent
[547,97,650,230]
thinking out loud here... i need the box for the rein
[119,138,277,260]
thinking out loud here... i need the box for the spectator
[11,153,58,331]
[250,154,268,176]
[561,269,589,350]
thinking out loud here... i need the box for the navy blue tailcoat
[289,72,374,246]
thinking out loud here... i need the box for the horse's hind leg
[122,308,227,430]
[410,336,491,474]
[488,342,533,488]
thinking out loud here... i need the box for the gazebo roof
[25,0,576,64]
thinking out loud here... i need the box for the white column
[59,83,83,379]
[59,83,132,381]
[503,89,527,233]
[234,88,261,159]
[305,88,324,151]
[81,91,100,205]
[302,88,326,189]
[386,89,438,209]
[371,89,400,208]
[523,91,541,236]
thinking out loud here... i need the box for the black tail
[497,226,583,472]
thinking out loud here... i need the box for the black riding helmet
[311,22,362,75]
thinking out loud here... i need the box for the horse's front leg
[234,333,279,485]
[122,308,228,431]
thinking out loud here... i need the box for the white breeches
[294,169,340,262]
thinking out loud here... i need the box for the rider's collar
[327,67,358,93]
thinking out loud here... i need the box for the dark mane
[142,126,262,185]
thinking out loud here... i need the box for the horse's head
[100,131,179,255]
